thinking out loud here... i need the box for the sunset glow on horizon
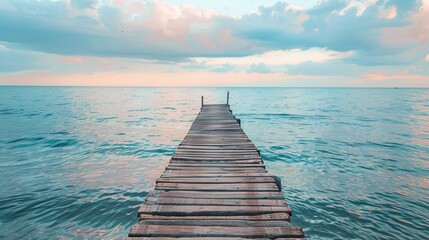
[1,0,428,87]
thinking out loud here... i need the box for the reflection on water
[0,87,428,239]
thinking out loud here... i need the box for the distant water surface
[0,87,428,239]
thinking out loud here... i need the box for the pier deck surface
[128,104,305,239]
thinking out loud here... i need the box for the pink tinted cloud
[378,5,397,19]
[59,56,86,64]
[1,70,427,87]
[117,1,215,42]
[382,1,429,46]
[0,70,289,87]
[364,73,429,87]
[99,0,245,54]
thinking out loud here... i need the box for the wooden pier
[128,98,305,239]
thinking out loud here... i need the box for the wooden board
[139,212,290,221]
[128,103,304,239]
[170,159,263,164]
[167,164,265,168]
[172,156,262,161]
[128,238,305,240]
[139,219,291,227]
[156,177,276,184]
[147,190,285,200]
[155,182,279,192]
[144,197,287,206]
[129,225,304,238]
[165,167,268,172]
[160,172,275,178]
[138,204,291,216]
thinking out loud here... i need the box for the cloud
[0,43,8,51]
[0,0,245,60]
[0,44,56,72]
[212,64,236,72]
[71,0,97,10]
[0,43,141,73]
[247,63,272,74]
[191,48,353,66]
[378,5,397,19]
[286,61,362,76]
[339,0,377,16]
[0,0,428,86]
[2,69,427,87]
[0,70,291,87]
[0,0,424,63]
[426,54,429,61]
[364,72,429,82]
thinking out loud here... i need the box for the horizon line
[0,85,428,89]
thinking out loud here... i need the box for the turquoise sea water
[0,87,428,239]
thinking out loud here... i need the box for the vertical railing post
[227,91,229,106]
[201,96,204,108]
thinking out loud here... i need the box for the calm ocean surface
[0,87,428,239]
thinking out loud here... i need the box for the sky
[0,0,428,87]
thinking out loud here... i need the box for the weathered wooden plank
[173,153,259,156]
[148,190,285,199]
[128,238,305,240]
[174,150,259,155]
[160,172,275,178]
[171,158,262,163]
[170,159,263,164]
[156,177,275,184]
[179,144,253,147]
[167,164,265,168]
[175,152,259,156]
[190,127,243,130]
[166,167,267,172]
[139,212,290,222]
[174,150,258,156]
[178,145,255,148]
[129,225,304,238]
[174,150,257,154]
[140,219,291,227]
[138,205,292,216]
[144,197,287,206]
[168,169,268,174]
[156,182,276,188]
[177,148,259,151]
[172,155,261,159]
[139,212,290,221]
[155,182,278,191]
[180,142,252,145]
[184,135,246,138]
[188,128,243,130]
